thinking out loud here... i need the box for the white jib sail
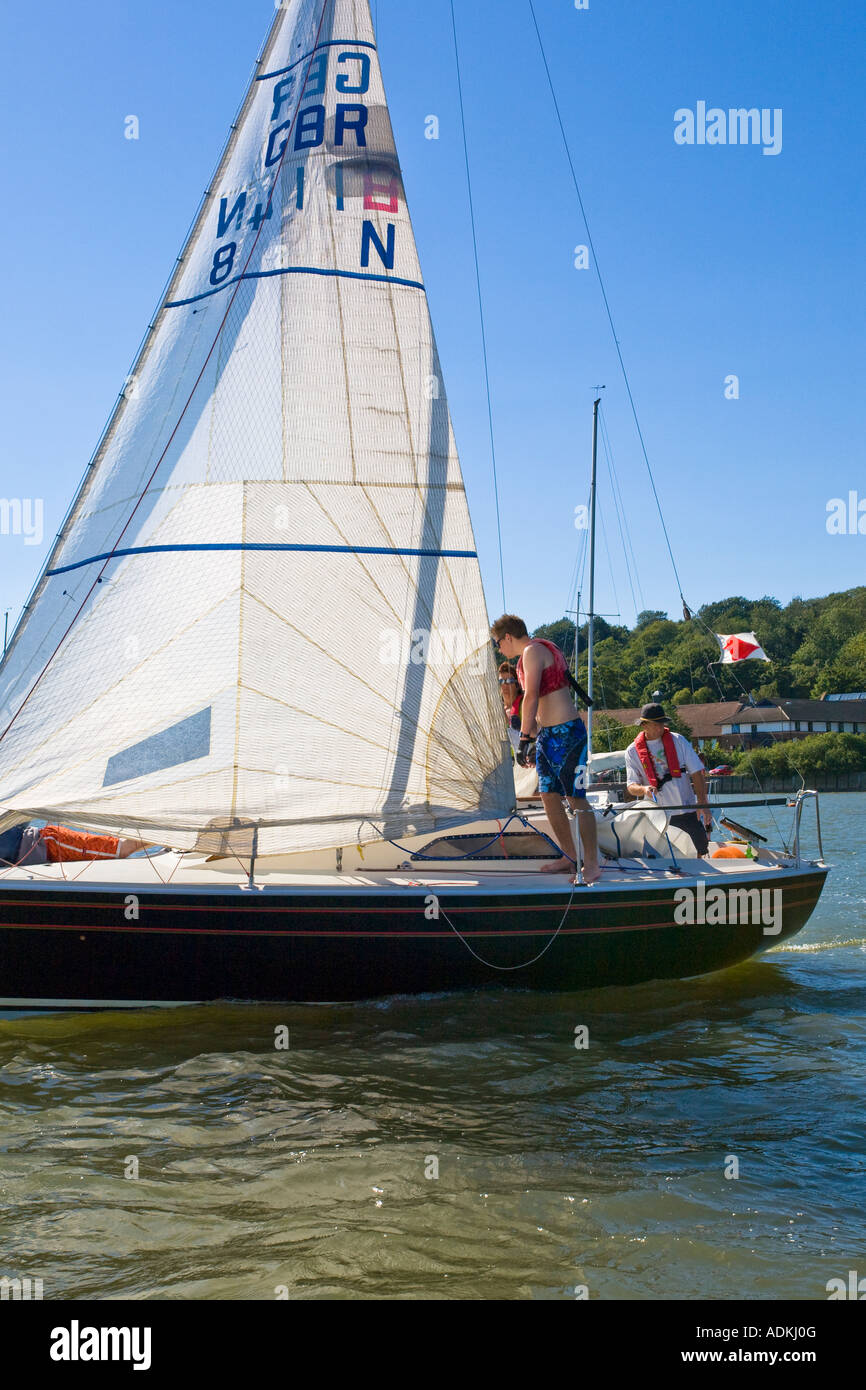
[0,0,513,856]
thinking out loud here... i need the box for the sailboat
[0,0,827,1009]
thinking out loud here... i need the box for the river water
[1,794,863,1300]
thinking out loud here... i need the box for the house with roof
[599,697,866,752]
[715,698,866,747]
[600,702,741,750]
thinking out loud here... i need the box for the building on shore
[714,697,866,747]
[601,696,866,752]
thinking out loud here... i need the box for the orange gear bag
[40,826,121,862]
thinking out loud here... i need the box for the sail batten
[0,0,513,853]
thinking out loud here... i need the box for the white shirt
[625,731,704,808]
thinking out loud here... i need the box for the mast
[586,396,601,751]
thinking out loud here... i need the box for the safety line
[438,882,577,969]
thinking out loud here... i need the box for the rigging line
[686,600,768,723]
[567,487,591,616]
[0,0,334,749]
[526,0,687,607]
[599,406,644,617]
[706,638,763,706]
[572,493,590,597]
[593,660,612,744]
[592,501,621,710]
[566,551,589,687]
[701,637,785,825]
[597,500,620,629]
[378,814,524,861]
[702,657,786,843]
[592,433,652,702]
[680,598,772,710]
[600,429,639,624]
[449,0,506,613]
[566,495,590,633]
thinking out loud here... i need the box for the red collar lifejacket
[516,639,569,698]
[634,728,681,788]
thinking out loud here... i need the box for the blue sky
[0,0,863,640]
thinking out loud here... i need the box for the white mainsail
[0,0,512,855]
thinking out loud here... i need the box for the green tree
[701,741,734,767]
[528,586,866,715]
[731,732,866,778]
[591,714,638,753]
[817,631,866,696]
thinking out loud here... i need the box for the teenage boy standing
[491,615,600,883]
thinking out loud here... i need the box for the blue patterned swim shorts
[535,718,588,799]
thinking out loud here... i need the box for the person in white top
[624,703,712,855]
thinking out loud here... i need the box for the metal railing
[587,790,824,869]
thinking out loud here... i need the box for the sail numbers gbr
[207,44,402,295]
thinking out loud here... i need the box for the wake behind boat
[0,0,828,1009]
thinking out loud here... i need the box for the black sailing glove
[516,736,537,768]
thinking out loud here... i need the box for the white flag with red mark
[715,633,770,664]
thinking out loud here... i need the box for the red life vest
[634,728,682,788]
[516,640,569,698]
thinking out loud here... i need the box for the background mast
[586,392,603,751]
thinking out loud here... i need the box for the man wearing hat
[624,704,712,856]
